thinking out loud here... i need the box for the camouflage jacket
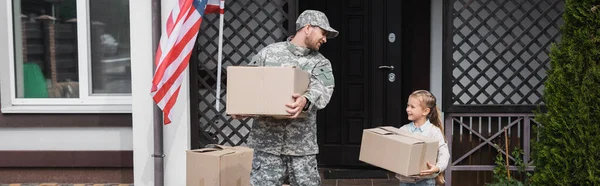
[246,41,335,156]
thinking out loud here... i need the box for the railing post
[444,113,453,186]
[524,115,531,165]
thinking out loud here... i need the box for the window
[0,0,131,113]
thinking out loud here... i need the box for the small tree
[531,0,600,185]
[487,146,530,186]
[487,129,531,186]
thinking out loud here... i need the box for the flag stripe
[163,86,182,124]
[173,0,194,31]
[205,5,221,14]
[166,14,175,36]
[160,7,193,62]
[166,0,192,37]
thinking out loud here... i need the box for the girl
[397,90,450,186]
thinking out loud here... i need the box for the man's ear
[304,25,311,34]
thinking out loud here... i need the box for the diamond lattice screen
[195,0,294,146]
[450,0,564,105]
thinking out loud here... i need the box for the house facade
[0,0,562,185]
[0,0,133,183]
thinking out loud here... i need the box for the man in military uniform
[232,10,338,186]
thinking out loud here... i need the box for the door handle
[378,65,394,70]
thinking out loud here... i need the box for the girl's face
[406,96,430,122]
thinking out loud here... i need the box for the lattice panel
[450,0,564,105]
[194,0,294,146]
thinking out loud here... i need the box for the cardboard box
[359,126,438,177]
[186,145,254,186]
[226,66,309,116]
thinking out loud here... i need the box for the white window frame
[0,0,132,113]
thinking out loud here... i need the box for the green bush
[487,147,530,186]
[531,0,600,185]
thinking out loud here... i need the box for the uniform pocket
[314,66,334,86]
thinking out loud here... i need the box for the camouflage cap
[295,10,339,39]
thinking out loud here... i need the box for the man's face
[304,26,328,50]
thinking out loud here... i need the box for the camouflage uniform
[246,10,338,186]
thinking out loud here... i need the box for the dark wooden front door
[299,0,431,167]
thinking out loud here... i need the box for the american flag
[151,0,225,124]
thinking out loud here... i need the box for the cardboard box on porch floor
[359,126,438,177]
[226,66,309,116]
[186,145,253,186]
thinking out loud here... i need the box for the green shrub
[487,146,530,186]
[531,0,600,185]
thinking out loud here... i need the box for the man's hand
[285,93,307,118]
[420,162,440,176]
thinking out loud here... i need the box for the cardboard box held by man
[225,66,309,117]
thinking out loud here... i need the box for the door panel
[384,0,404,127]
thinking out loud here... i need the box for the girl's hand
[420,162,440,176]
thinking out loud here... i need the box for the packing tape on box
[191,144,237,156]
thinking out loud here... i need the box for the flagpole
[215,1,225,111]
[151,0,164,185]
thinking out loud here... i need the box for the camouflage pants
[250,151,321,186]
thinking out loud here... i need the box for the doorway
[298,0,432,167]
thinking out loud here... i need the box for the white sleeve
[434,128,450,172]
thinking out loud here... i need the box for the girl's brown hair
[409,90,446,185]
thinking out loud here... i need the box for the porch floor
[317,168,399,186]
[0,169,400,186]
[319,179,400,186]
